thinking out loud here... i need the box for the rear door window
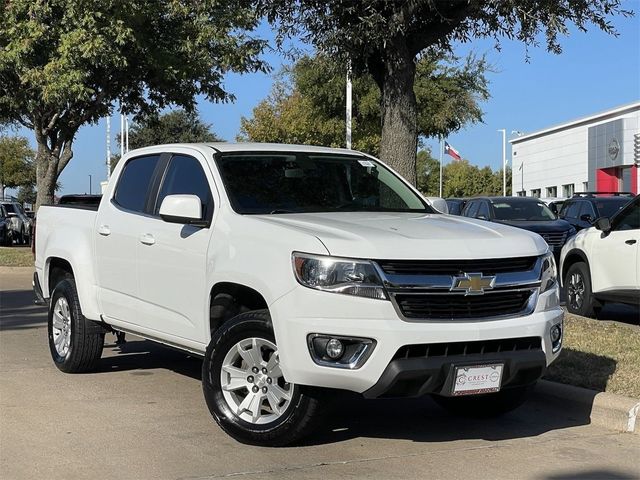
[464,201,479,217]
[113,155,161,213]
[477,202,490,219]
[562,201,580,219]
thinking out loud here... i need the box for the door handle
[98,225,111,236]
[139,233,155,246]
[625,239,637,245]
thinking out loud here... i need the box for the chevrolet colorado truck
[34,143,563,446]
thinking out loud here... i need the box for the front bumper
[269,285,563,395]
[363,348,546,398]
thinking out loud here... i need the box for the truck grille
[394,289,535,320]
[376,256,537,276]
[540,231,567,248]
[392,336,542,360]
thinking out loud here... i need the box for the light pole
[498,129,506,196]
[511,131,524,195]
[88,174,92,195]
[346,63,352,149]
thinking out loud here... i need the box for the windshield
[492,200,556,221]
[215,152,431,214]
[596,199,630,218]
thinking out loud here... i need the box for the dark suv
[462,196,576,260]
[559,192,634,231]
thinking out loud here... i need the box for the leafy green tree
[0,0,266,208]
[416,149,441,196]
[0,135,34,200]
[240,53,489,156]
[16,184,37,206]
[259,0,631,184]
[111,110,222,171]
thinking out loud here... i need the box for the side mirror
[159,194,207,227]
[579,214,593,223]
[594,217,611,233]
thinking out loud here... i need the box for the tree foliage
[239,53,489,156]
[111,109,222,171]
[0,135,34,199]
[0,0,267,208]
[416,148,512,198]
[258,0,632,184]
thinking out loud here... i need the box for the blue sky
[9,10,640,196]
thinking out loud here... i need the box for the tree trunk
[379,42,418,186]
[34,132,73,210]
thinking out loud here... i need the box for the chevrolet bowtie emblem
[451,272,496,295]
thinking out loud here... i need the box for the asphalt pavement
[1,267,639,480]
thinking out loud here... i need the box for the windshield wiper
[269,209,296,214]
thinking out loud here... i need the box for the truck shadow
[97,338,616,446]
[98,338,203,381]
[0,290,47,331]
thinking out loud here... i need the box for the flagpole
[346,61,352,149]
[439,138,444,198]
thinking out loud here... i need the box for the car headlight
[540,251,557,293]
[292,252,387,300]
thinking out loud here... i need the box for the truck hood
[253,212,548,260]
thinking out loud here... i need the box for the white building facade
[511,102,639,198]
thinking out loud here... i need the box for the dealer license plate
[452,364,503,396]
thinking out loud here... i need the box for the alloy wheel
[52,297,72,357]
[220,337,293,425]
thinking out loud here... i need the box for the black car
[559,192,634,231]
[445,198,467,216]
[462,197,576,259]
[0,204,12,246]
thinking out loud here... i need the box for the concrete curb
[536,380,640,434]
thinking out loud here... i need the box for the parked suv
[0,204,12,246]
[1,200,32,244]
[559,192,633,232]
[35,143,563,446]
[560,195,639,318]
[462,197,575,260]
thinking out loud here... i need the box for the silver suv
[1,201,32,245]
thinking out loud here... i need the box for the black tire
[202,310,326,446]
[432,384,533,418]
[1,230,11,247]
[48,278,104,373]
[564,261,598,318]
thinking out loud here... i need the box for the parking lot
[1,267,639,480]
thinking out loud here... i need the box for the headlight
[292,252,387,300]
[540,251,557,293]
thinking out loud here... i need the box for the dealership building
[510,102,640,198]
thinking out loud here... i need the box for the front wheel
[202,310,326,446]
[432,384,533,417]
[565,262,598,318]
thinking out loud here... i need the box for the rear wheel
[202,310,326,446]
[432,385,532,417]
[48,278,104,373]
[565,262,598,318]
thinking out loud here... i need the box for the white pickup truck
[34,143,563,446]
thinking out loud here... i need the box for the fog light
[550,323,562,353]
[325,338,344,359]
[550,325,561,343]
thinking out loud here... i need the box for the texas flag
[444,141,461,161]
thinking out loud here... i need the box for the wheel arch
[209,282,269,335]
[561,249,590,286]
